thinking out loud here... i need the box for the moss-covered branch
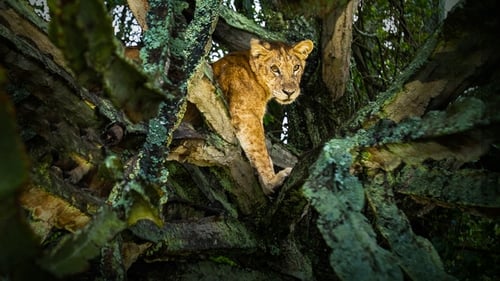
[302,1,500,280]
[131,218,259,256]
[48,0,166,123]
[303,139,404,280]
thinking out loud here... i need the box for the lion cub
[212,38,314,194]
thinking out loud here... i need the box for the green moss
[219,6,286,43]
[365,181,455,280]
[211,167,235,193]
[303,138,403,280]
[209,255,238,267]
[133,218,259,255]
[145,118,168,148]
[397,166,500,208]
[103,155,124,180]
[141,24,172,78]
[424,97,486,136]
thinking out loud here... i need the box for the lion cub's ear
[292,40,314,60]
[250,38,271,58]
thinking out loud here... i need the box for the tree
[1,0,499,280]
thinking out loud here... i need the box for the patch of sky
[28,0,50,21]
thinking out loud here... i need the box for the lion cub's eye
[270,65,280,74]
[293,64,300,71]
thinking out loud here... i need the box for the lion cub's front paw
[262,167,293,195]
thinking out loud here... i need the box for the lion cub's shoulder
[211,50,255,98]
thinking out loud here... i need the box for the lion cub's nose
[282,89,295,97]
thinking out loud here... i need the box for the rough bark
[302,1,500,280]
[1,0,499,280]
[321,0,357,100]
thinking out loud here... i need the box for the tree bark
[321,0,357,100]
[1,0,499,280]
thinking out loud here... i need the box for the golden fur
[212,38,314,194]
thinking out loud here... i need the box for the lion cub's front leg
[232,112,292,194]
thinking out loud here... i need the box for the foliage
[351,0,440,99]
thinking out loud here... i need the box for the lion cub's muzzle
[273,88,300,104]
[273,81,300,104]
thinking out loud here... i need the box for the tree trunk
[1,0,499,280]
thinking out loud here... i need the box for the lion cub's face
[249,39,314,104]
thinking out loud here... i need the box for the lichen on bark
[303,137,404,280]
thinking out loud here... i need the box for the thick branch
[321,0,357,100]
[131,218,259,257]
